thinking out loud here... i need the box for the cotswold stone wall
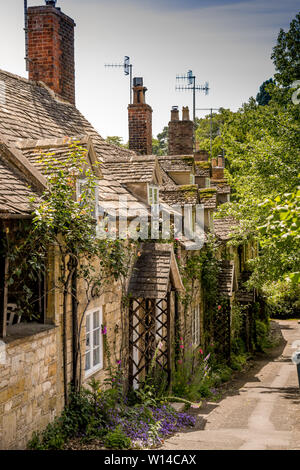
[0,326,62,450]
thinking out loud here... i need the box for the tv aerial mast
[176,70,209,148]
[105,56,133,104]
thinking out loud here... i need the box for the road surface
[163,320,300,450]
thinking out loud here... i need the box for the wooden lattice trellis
[129,293,171,388]
[213,298,231,360]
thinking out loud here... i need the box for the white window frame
[192,305,201,346]
[85,307,103,378]
[190,174,195,184]
[76,178,99,220]
[148,184,159,205]
[205,177,211,188]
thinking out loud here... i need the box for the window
[76,178,99,220]
[192,305,201,346]
[148,185,159,205]
[85,307,103,376]
[190,174,195,184]
[205,178,211,188]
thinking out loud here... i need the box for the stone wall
[0,325,62,450]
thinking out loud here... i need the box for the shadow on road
[177,321,290,435]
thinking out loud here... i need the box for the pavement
[162,320,300,450]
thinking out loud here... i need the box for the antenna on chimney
[24,0,29,71]
[105,56,133,104]
[175,70,210,150]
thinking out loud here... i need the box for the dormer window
[76,178,99,220]
[148,185,159,205]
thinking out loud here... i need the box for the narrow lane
[163,320,300,450]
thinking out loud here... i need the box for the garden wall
[0,325,63,450]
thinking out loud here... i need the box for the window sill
[2,322,57,344]
[84,364,103,380]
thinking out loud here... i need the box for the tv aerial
[105,56,133,104]
[176,70,209,123]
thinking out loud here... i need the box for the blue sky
[0,0,299,141]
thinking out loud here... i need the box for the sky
[0,0,299,142]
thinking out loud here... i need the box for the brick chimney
[194,149,209,162]
[211,154,225,179]
[168,106,193,155]
[128,77,153,155]
[27,2,76,105]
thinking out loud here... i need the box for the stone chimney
[128,77,153,155]
[168,106,193,155]
[27,2,76,105]
[211,154,225,179]
[194,150,209,162]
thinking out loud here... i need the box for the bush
[103,427,132,450]
[255,319,270,351]
[27,421,65,450]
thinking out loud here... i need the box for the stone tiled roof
[103,156,159,184]
[0,70,135,162]
[128,243,183,299]
[15,136,89,173]
[218,261,235,297]
[0,152,39,216]
[0,69,146,215]
[194,162,210,177]
[160,185,199,206]
[158,155,194,173]
[211,180,231,194]
[213,216,240,241]
[199,189,217,209]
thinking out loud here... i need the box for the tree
[271,12,300,86]
[152,126,168,156]
[194,108,231,158]
[105,136,127,148]
[256,78,274,106]
[217,84,300,291]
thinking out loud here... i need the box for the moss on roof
[195,161,210,169]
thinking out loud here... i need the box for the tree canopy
[271,12,300,86]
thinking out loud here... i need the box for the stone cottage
[0,1,258,449]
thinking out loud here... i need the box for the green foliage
[255,320,270,351]
[105,136,127,148]
[256,78,274,106]
[103,427,132,450]
[271,12,300,86]
[152,126,168,156]
[263,280,300,318]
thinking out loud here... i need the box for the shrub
[103,427,132,450]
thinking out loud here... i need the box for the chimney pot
[182,106,190,121]
[133,77,143,87]
[171,106,179,121]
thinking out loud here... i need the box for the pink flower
[117,360,121,365]
[218,305,222,310]
[101,326,107,335]
[178,360,183,364]
[180,344,184,349]
[180,337,183,341]
[199,349,203,354]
